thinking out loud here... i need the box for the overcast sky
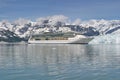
[0,0,120,21]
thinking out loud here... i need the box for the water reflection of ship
[27,44,94,65]
[0,44,108,67]
[0,44,120,76]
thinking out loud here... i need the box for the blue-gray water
[0,44,120,80]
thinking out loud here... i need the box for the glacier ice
[89,34,120,44]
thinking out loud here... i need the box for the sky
[0,0,120,21]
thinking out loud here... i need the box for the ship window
[45,37,49,40]
[35,39,41,40]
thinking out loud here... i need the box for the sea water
[0,44,120,80]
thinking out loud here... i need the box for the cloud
[36,15,68,25]
[13,18,31,25]
[72,19,81,25]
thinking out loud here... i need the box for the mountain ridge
[0,15,120,42]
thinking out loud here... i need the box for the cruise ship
[28,32,93,44]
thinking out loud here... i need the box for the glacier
[89,34,120,44]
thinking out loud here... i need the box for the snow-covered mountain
[0,15,120,42]
[0,28,23,42]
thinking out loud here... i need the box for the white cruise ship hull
[28,37,93,44]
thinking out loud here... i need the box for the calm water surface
[0,44,120,80]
